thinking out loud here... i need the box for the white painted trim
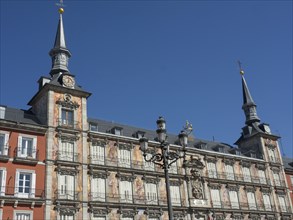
[13,210,33,220]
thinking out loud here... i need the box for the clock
[263,125,271,134]
[62,75,75,88]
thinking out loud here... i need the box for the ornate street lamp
[139,116,193,220]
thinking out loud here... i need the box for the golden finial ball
[59,8,64,14]
[240,70,245,75]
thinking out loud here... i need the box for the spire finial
[49,0,71,76]
[56,0,65,14]
[237,60,245,75]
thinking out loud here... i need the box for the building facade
[283,157,293,212]
[0,7,293,220]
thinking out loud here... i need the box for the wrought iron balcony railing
[14,146,39,161]
[211,201,276,211]
[0,186,45,199]
[56,150,79,162]
[55,190,80,201]
[57,118,79,129]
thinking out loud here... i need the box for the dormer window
[89,123,98,132]
[194,142,207,150]
[218,146,224,153]
[235,149,241,156]
[0,106,5,119]
[136,131,145,139]
[250,152,256,158]
[112,127,122,136]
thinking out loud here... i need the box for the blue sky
[1,0,292,157]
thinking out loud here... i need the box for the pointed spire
[239,65,260,125]
[49,7,71,76]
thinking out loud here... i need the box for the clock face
[62,75,75,88]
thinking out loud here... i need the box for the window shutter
[225,164,234,180]
[247,192,256,210]
[263,194,272,211]
[32,137,37,158]
[67,175,74,199]
[17,136,22,157]
[97,178,106,201]
[243,167,251,182]
[4,133,9,155]
[278,196,286,211]
[207,162,217,178]
[229,191,239,209]
[119,181,125,201]
[258,170,266,184]
[211,189,221,208]
[31,173,36,198]
[14,171,20,195]
[0,170,6,196]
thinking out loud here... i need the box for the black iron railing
[57,118,80,129]
[0,186,45,199]
[14,146,39,160]
[56,150,79,162]
[55,190,80,201]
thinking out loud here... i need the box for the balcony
[56,150,79,166]
[88,192,185,207]
[57,118,80,130]
[0,186,45,206]
[211,201,275,212]
[55,190,80,201]
[205,171,270,185]
[279,205,291,213]
[13,146,39,165]
[0,144,10,162]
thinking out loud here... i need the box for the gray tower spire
[240,69,260,125]
[49,8,71,76]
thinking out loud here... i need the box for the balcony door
[59,175,75,200]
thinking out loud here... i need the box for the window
[89,123,98,132]
[121,218,133,220]
[61,109,74,127]
[18,136,37,158]
[263,194,272,211]
[60,141,75,161]
[170,185,181,205]
[0,133,8,156]
[290,176,293,186]
[93,217,106,220]
[258,170,266,184]
[229,190,239,209]
[91,177,106,202]
[268,148,276,162]
[118,148,131,168]
[247,192,257,210]
[0,169,7,196]
[58,174,75,200]
[0,106,5,119]
[169,161,177,174]
[278,195,287,212]
[144,154,155,171]
[91,142,105,165]
[60,214,74,220]
[0,209,2,220]
[14,211,33,220]
[15,171,36,198]
[210,189,221,208]
[207,162,217,178]
[119,180,132,203]
[225,164,235,180]
[145,183,158,204]
[273,172,281,186]
[113,127,122,136]
[218,146,224,153]
[242,167,251,182]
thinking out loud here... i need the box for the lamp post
[139,116,192,220]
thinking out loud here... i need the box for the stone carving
[186,157,205,199]
[56,93,79,109]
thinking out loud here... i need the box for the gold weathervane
[237,60,245,75]
[56,0,65,14]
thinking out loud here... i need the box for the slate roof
[0,106,43,125]
[283,157,293,171]
[88,118,238,155]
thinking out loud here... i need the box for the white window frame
[290,176,293,186]
[119,180,133,203]
[268,148,276,162]
[170,185,181,206]
[0,168,7,196]
[145,182,158,205]
[92,216,106,220]
[258,169,266,184]
[169,161,177,174]
[61,108,74,127]
[91,142,105,165]
[242,166,252,182]
[91,177,106,202]
[278,195,287,212]
[229,190,239,209]
[144,153,155,171]
[207,162,217,178]
[0,209,2,220]
[58,174,75,200]
[17,134,37,159]
[15,169,36,198]
[118,148,131,168]
[247,191,257,210]
[263,193,272,211]
[211,188,221,208]
[273,172,281,186]
[60,141,75,161]
[225,164,235,180]
[121,218,133,220]
[59,214,75,220]
[13,210,33,220]
[0,131,9,156]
